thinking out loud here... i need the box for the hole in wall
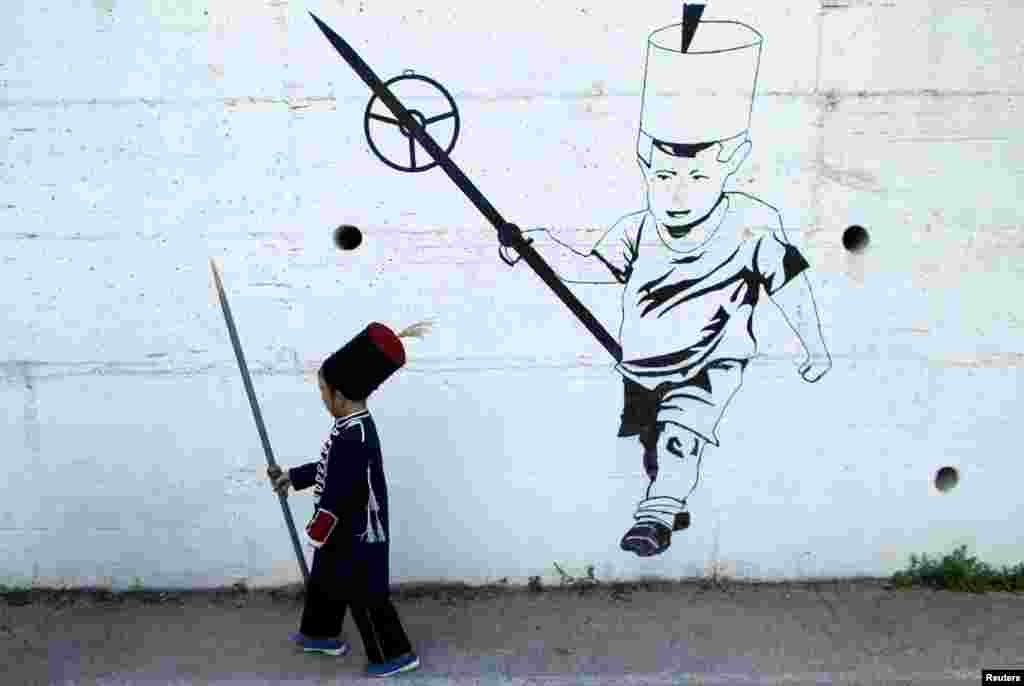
[934,466,959,493]
[333,224,362,251]
[842,225,869,253]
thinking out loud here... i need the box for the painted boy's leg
[620,422,673,557]
[617,383,668,556]
[617,376,712,556]
[621,424,706,557]
[619,360,743,556]
[619,496,681,557]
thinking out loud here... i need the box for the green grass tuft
[552,562,598,595]
[891,545,1024,593]
[0,577,33,593]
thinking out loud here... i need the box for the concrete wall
[1,0,1021,589]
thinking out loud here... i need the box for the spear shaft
[309,12,623,364]
[209,258,310,586]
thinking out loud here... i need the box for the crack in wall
[822,0,898,8]
[808,9,830,245]
[2,350,1019,386]
[2,90,1022,110]
[21,362,42,469]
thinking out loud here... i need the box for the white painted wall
[2,0,1022,589]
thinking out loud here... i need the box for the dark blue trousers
[299,544,412,663]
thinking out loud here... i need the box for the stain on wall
[92,0,116,30]
[148,0,209,32]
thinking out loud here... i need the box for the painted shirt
[592,193,809,389]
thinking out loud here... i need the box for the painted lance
[307,12,623,363]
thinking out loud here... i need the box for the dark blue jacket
[289,410,390,595]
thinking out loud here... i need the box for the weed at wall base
[890,545,1024,593]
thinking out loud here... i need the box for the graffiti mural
[508,10,832,558]
[310,2,831,559]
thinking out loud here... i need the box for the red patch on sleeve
[305,509,338,548]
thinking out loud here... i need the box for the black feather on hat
[320,322,407,401]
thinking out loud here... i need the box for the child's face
[642,140,749,246]
[318,373,337,416]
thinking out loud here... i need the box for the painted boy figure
[503,18,830,557]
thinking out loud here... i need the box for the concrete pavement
[2,579,1022,685]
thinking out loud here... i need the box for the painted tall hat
[636,14,763,165]
[320,322,406,401]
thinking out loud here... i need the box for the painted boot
[620,520,672,557]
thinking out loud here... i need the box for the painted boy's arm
[500,230,624,283]
[499,216,641,285]
[768,273,831,383]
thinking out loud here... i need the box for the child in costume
[268,320,431,678]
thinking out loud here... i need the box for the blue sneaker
[366,653,420,677]
[295,634,350,656]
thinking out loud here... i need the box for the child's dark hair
[639,133,749,167]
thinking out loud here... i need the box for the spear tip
[308,11,328,32]
[681,2,706,53]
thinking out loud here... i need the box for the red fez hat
[320,322,406,401]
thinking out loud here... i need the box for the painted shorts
[617,358,749,448]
